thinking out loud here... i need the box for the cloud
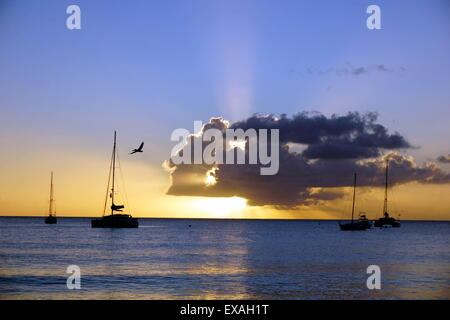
[303,64,404,77]
[165,113,450,207]
[437,154,450,163]
[231,112,411,159]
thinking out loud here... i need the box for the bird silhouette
[130,142,144,154]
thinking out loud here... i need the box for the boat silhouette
[91,131,138,228]
[374,158,401,228]
[44,172,57,224]
[339,173,372,231]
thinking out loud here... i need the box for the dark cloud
[231,112,410,159]
[165,113,450,207]
[437,154,450,163]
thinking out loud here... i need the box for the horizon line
[1,215,449,222]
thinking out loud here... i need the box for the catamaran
[44,172,57,224]
[374,158,401,228]
[91,131,138,228]
[339,173,372,231]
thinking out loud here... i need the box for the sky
[0,0,449,220]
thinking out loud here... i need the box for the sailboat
[374,158,401,228]
[45,172,57,224]
[91,131,138,228]
[339,173,372,231]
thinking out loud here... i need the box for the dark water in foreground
[0,217,449,299]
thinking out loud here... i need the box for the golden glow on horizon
[193,196,247,218]
[0,137,450,221]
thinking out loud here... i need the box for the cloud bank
[164,112,450,207]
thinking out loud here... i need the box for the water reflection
[0,218,449,299]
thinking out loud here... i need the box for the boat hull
[374,218,400,228]
[339,221,370,231]
[91,214,138,228]
[45,216,57,224]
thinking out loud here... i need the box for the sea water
[0,217,449,299]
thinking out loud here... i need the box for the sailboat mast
[383,158,389,214]
[351,172,356,223]
[111,131,117,215]
[49,171,54,216]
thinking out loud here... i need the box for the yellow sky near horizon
[1,145,449,221]
[1,0,450,224]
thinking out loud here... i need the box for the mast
[351,172,356,223]
[383,158,389,214]
[49,171,54,216]
[111,131,117,215]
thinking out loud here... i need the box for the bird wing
[138,142,144,150]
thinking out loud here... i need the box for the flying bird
[130,142,144,154]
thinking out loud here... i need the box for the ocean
[0,217,449,299]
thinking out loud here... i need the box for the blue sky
[0,1,449,217]
[1,1,449,161]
